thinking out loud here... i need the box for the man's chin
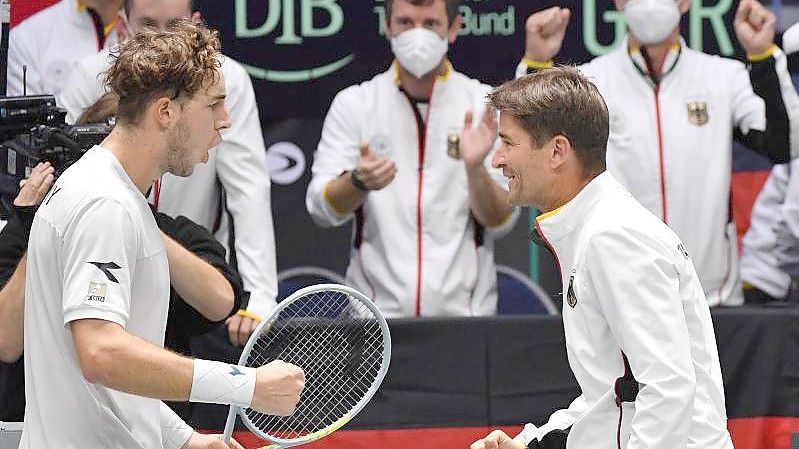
[166,166,195,178]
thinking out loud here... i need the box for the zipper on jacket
[400,85,435,317]
[641,48,670,223]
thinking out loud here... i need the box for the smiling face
[163,69,230,177]
[492,112,554,209]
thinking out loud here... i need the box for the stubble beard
[163,120,195,178]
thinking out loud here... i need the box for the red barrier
[204,418,799,449]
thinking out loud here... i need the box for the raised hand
[734,0,776,56]
[353,144,397,191]
[14,162,55,207]
[524,7,571,62]
[460,108,498,172]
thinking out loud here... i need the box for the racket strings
[242,290,386,440]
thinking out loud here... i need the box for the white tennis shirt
[20,146,172,448]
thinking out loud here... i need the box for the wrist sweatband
[189,359,256,408]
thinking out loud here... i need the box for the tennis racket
[222,283,391,448]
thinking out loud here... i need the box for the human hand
[251,360,305,416]
[734,0,776,56]
[181,432,245,449]
[226,312,260,347]
[524,7,570,62]
[460,109,498,172]
[470,430,525,449]
[353,144,397,191]
[14,162,55,207]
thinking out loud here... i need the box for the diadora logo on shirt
[88,261,122,284]
[229,366,245,376]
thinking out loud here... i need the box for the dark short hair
[385,0,462,26]
[488,66,609,175]
[104,18,221,125]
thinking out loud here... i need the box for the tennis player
[20,19,304,449]
[471,67,732,449]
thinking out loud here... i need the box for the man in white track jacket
[306,0,517,317]
[517,0,799,306]
[472,67,732,449]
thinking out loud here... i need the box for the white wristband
[189,359,256,408]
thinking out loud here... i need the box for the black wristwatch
[350,169,370,192]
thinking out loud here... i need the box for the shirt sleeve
[305,85,364,228]
[61,198,139,328]
[214,59,278,318]
[584,227,696,449]
[160,401,194,449]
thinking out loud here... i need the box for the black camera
[0,95,113,217]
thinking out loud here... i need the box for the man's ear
[550,135,573,171]
[152,97,175,129]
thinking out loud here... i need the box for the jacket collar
[392,60,453,87]
[535,171,625,255]
[624,35,685,85]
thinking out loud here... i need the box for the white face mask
[390,28,449,79]
[624,0,681,45]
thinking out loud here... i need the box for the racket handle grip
[222,405,238,443]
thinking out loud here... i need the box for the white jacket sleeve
[159,401,194,449]
[515,394,589,446]
[7,26,44,96]
[775,161,799,277]
[305,86,365,227]
[215,60,278,318]
[57,51,111,124]
[584,227,696,449]
[741,164,792,297]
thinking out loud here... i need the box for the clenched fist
[524,7,571,62]
[251,360,305,416]
[734,0,776,56]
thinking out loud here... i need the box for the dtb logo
[235,0,353,82]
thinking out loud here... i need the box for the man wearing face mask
[517,0,799,307]
[306,0,518,317]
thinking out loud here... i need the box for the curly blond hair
[104,18,221,125]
